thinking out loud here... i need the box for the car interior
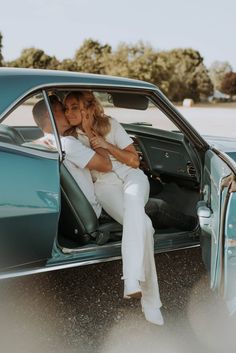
[0,88,201,254]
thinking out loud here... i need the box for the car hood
[204,135,236,165]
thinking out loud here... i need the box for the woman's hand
[81,108,94,134]
[90,136,109,150]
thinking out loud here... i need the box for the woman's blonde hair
[64,91,111,137]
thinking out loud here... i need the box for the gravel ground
[0,247,235,353]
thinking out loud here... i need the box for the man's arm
[64,136,112,173]
[90,137,140,168]
[86,153,112,172]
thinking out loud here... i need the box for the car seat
[59,163,122,246]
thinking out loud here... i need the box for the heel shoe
[124,279,142,299]
[142,306,164,325]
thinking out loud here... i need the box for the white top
[39,134,102,218]
[76,117,134,182]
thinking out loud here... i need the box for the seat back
[59,163,99,244]
[0,124,25,145]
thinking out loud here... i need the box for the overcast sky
[0,0,235,69]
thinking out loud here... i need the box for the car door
[222,176,236,302]
[0,92,61,274]
[199,149,236,301]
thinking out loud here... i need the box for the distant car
[0,68,236,309]
[208,90,231,103]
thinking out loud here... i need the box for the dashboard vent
[187,161,197,178]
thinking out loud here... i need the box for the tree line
[0,34,235,102]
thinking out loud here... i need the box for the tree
[221,72,236,97]
[56,59,78,72]
[165,49,213,101]
[105,43,130,77]
[209,61,232,91]
[7,48,59,69]
[74,39,112,74]
[4,38,213,102]
[106,42,171,96]
[105,44,213,101]
[195,65,214,100]
[0,32,3,66]
[125,42,161,83]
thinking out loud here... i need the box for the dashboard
[124,124,199,184]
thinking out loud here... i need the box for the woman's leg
[94,178,124,225]
[121,169,163,322]
[121,169,150,282]
[95,170,150,281]
[140,215,162,309]
[95,170,162,321]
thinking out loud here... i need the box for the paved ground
[0,247,235,353]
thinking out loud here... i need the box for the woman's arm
[81,109,111,161]
[81,108,139,169]
[90,136,140,168]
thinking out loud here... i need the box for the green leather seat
[59,163,122,246]
[0,124,25,145]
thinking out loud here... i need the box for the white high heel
[141,303,164,325]
[124,279,142,299]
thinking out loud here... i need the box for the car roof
[0,68,157,117]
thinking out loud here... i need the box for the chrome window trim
[0,141,59,160]
[0,82,154,122]
[212,148,236,175]
[42,90,63,161]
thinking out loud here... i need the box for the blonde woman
[64,91,163,325]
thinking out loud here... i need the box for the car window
[0,93,59,153]
[94,92,179,132]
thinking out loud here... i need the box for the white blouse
[76,117,134,182]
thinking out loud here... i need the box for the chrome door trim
[42,90,64,161]
[0,141,59,160]
[0,243,200,280]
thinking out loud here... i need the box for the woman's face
[64,96,84,127]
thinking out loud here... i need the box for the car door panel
[15,126,44,142]
[0,144,60,272]
[200,150,236,296]
[221,179,236,300]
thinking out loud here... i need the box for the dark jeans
[145,198,198,231]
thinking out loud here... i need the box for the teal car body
[0,68,235,308]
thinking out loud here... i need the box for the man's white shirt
[40,133,102,218]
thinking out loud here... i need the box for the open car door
[199,149,236,303]
[0,143,60,276]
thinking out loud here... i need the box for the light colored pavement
[177,104,236,138]
[105,103,236,138]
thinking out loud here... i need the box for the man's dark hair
[32,95,61,130]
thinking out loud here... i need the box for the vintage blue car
[0,68,235,308]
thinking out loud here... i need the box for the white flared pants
[94,168,162,309]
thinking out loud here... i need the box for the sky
[0,0,235,70]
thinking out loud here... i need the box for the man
[32,95,112,219]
